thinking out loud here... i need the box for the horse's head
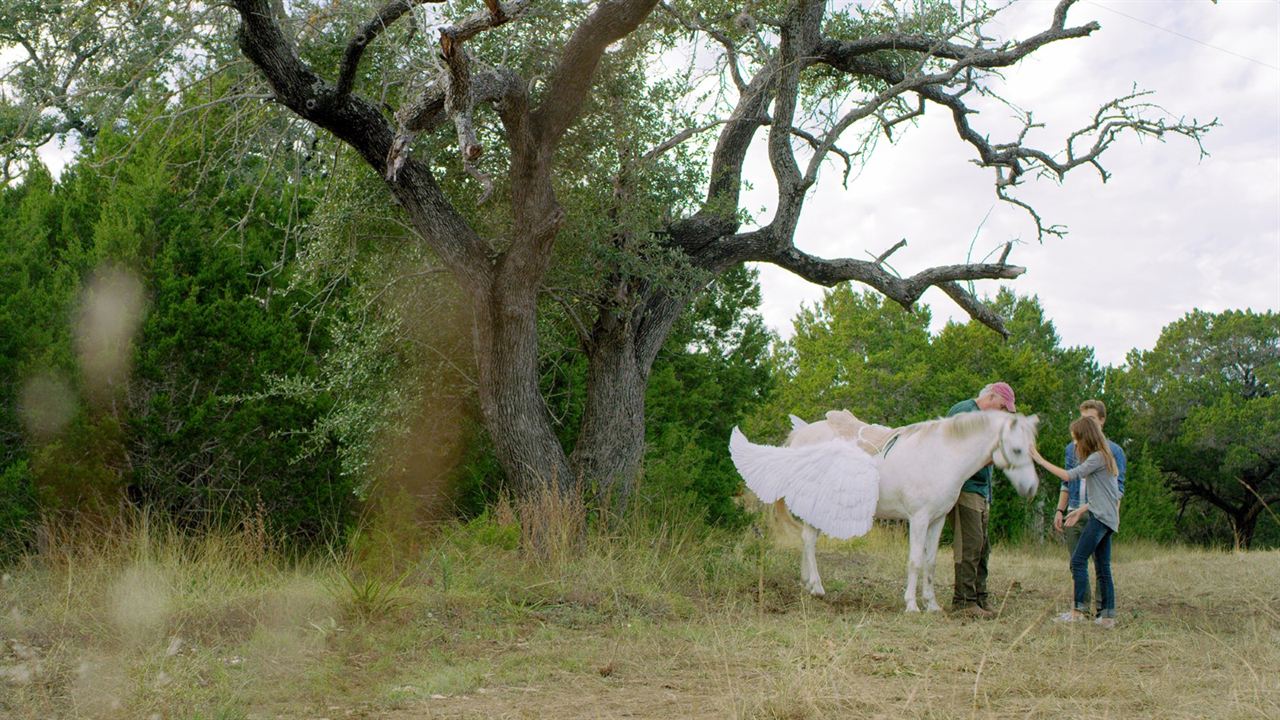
[994,413,1040,499]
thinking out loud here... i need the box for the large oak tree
[225,0,1214,501]
[5,0,1213,504]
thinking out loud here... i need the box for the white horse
[730,410,1040,612]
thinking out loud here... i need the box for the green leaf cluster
[1110,309,1279,548]
[0,86,355,553]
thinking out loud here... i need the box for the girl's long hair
[1071,416,1118,477]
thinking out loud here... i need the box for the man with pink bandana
[945,382,1017,619]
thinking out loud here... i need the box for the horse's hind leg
[920,516,947,612]
[802,523,825,596]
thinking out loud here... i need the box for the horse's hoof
[904,604,921,613]
[807,585,826,597]
[926,604,942,613]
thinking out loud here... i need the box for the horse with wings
[730,409,1039,612]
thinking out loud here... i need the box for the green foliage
[0,461,37,560]
[641,266,775,527]
[1111,309,1279,548]
[0,164,83,462]
[29,413,128,512]
[0,88,355,547]
[1117,448,1178,543]
[131,219,349,540]
[750,287,935,439]
[0,1,235,184]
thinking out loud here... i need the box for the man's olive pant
[950,491,990,610]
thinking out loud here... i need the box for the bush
[0,460,37,560]
[1119,449,1178,543]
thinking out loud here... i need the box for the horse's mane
[896,411,998,441]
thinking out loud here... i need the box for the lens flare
[17,372,76,440]
[74,265,146,404]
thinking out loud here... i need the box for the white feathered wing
[729,427,880,539]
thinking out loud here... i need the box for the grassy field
[2,508,1277,720]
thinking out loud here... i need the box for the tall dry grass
[0,498,784,718]
[2,503,1277,720]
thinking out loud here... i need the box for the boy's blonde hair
[1079,399,1107,420]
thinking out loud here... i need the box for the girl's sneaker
[1054,611,1086,624]
[1095,617,1116,629]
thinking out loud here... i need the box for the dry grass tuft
[513,483,587,566]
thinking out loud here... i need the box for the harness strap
[992,440,1009,469]
[879,432,902,458]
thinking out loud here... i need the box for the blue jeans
[1070,517,1115,618]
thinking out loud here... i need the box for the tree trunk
[471,279,574,497]
[1232,504,1262,551]
[571,313,648,511]
[571,288,690,511]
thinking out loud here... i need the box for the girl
[1031,416,1122,628]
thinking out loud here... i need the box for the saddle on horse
[821,409,898,456]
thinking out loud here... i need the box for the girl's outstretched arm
[1032,447,1070,482]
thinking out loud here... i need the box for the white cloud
[750,0,1280,366]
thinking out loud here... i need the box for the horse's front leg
[920,515,947,612]
[802,523,825,596]
[903,515,929,612]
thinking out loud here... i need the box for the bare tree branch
[767,245,1025,331]
[877,96,925,141]
[231,0,493,285]
[438,27,490,201]
[639,119,730,163]
[335,0,441,98]
[762,0,824,236]
[441,0,529,45]
[787,124,856,187]
[821,0,1098,71]
[544,288,595,351]
[799,1,1216,240]
[918,83,1216,238]
[938,281,1012,339]
[874,239,908,266]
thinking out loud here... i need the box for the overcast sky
[744,0,1280,366]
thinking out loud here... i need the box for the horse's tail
[771,498,803,541]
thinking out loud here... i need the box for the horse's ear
[1028,414,1040,431]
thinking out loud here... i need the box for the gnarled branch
[388,2,533,191]
[335,0,441,98]
[231,0,492,285]
[768,245,1026,337]
[532,0,659,147]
